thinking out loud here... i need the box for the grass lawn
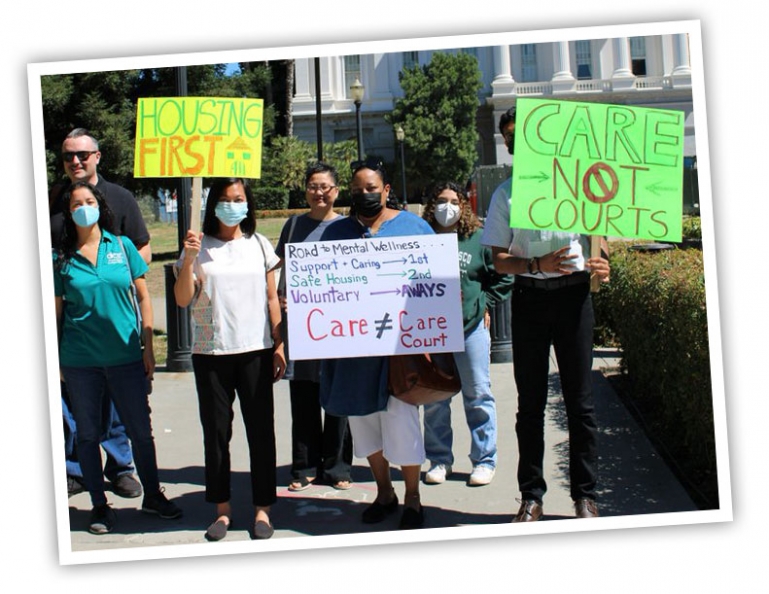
[145,217,288,365]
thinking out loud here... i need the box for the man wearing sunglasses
[49,128,152,500]
[50,128,151,262]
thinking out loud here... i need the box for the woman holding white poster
[174,177,285,541]
[421,182,513,487]
[319,158,434,530]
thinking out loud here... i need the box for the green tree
[258,135,314,190]
[42,70,143,187]
[389,52,483,198]
[256,60,295,138]
[321,139,358,191]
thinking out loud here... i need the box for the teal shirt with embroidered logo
[53,231,148,368]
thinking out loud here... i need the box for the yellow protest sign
[133,97,263,179]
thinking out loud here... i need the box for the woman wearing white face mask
[54,181,182,535]
[175,178,285,541]
[421,182,513,487]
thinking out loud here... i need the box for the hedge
[253,207,350,219]
[252,186,289,211]
[593,241,717,506]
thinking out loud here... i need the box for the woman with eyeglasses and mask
[420,182,513,487]
[275,162,353,493]
[53,181,182,535]
[174,178,285,541]
[318,158,434,529]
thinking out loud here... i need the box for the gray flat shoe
[253,520,274,540]
[205,517,230,541]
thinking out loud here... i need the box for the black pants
[289,380,353,483]
[193,350,277,507]
[511,281,598,503]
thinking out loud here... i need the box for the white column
[671,33,692,87]
[491,45,516,95]
[611,37,636,90]
[294,58,312,102]
[370,54,393,101]
[329,56,346,104]
[490,45,515,164]
[551,41,576,93]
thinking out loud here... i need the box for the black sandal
[288,477,314,492]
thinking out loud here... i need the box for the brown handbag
[388,352,461,406]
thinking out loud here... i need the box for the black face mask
[506,133,515,155]
[352,191,384,218]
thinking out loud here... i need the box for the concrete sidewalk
[66,347,697,552]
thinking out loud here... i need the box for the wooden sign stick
[189,177,202,233]
[590,235,601,293]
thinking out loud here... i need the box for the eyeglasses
[350,157,384,173]
[62,151,97,163]
[306,184,337,193]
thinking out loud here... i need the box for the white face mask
[434,202,461,227]
[215,201,249,227]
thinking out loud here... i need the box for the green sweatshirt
[456,228,514,335]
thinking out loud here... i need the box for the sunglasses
[350,157,384,173]
[62,151,98,163]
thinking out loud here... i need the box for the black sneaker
[68,475,85,497]
[89,504,116,534]
[111,474,142,498]
[141,489,183,519]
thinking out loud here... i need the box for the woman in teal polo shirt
[54,181,182,535]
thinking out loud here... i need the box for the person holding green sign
[482,107,611,522]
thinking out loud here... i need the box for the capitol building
[290,32,695,175]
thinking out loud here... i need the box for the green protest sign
[510,98,685,242]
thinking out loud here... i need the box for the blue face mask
[215,201,249,227]
[71,204,100,228]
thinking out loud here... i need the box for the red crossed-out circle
[582,162,619,204]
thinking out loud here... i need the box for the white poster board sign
[285,234,464,360]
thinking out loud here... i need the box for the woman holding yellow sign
[174,177,285,541]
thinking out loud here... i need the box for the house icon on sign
[225,137,253,176]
